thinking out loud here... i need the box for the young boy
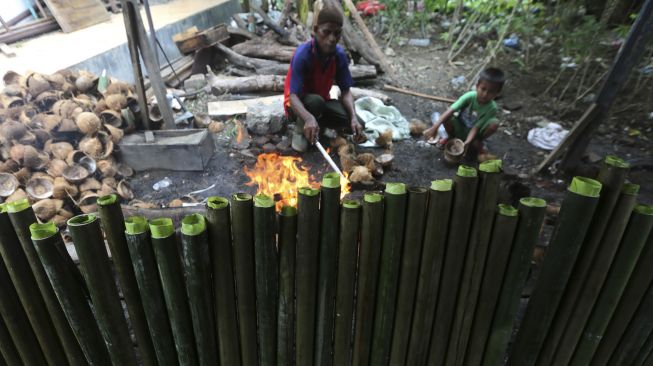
[423,68,505,160]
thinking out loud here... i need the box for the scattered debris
[527,122,569,150]
[152,177,172,191]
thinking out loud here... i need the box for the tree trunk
[208,75,287,94]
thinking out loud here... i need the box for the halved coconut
[1,120,28,141]
[79,155,97,175]
[3,71,21,85]
[116,163,134,178]
[32,129,51,147]
[56,118,79,133]
[0,173,19,197]
[42,115,63,132]
[75,72,97,92]
[79,136,103,159]
[22,145,49,169]
[128,200,158,209]
[104,124,124,144]
[102,177,117,189]
[105,81,132,95]
[77,191,100,214]
[117,180,134,200]
[6,188,27,203]
[33,199,64,221]
[93,100,109,114]
[52,99,81,118]
[97,159,117,178]
[0,95,24,109]
[98,183,116,197]
[208,121,225,134]
[46,159,68,177]
[75,112,101,135]
[62,164,89,183]
[2,84,24,97]
[105,94,127,111]
[53,177,78,199]
[44,73,66,90]
[65,150,87,165]
[19,106,38,124]
[34,91,60,112]
[17,131,38,146]
[9,144,26,163]
[27,73,51,97]
[31,172,54,182]
[13,167,31,184]
[99,109,122,127]
[356,153,376,172]
[0,159,19,174]
[26,177,54,199]
[48,141,74,160]
[375,153,394,167]
[121,108,136,133]
[80,178,102,192]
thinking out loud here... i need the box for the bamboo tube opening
[280,205,297,216]
[407,186,428,195]
[498,204,518,216]
[343,200,360,209]
[364,192,383,202]
[385,182,406,195]
[5,198,29,213]
[431,179,453,191]
[322,172,341,188]
[29,222,58,240]
[207,196,229,209]
[298,187,319,196]
[125,216,148,235]
[67,214,97,226]
[520,197,547,207]
[605,155,630,168]
[233,193,253,201]
[97,194,119,206]
[254,194,274,208]
[568,177,602,197]
[181,213,206,235]
[479,159,503,173]
[622,183,640,195]
[457,165,477,177]
[634,204,653,215]
[149,218,174,238]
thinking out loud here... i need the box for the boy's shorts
[451,117,498,141]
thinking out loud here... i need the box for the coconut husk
[331,136,348,149]
[93,100,109,114]
[105,81,132,95]
[337,143,355,158]
[128,200,158,209]
[32,129,51,147]
[79,178,102,192]
[0,173,19,197]
[99,109,122,127]
[75,73,96,92]
[46,159,68,177]
[26,176,55,199]
[3,71,21,85]
[375,129,393,148]
[105,94,127,111]
[356,153,376,171]
[44,73,66,90]
[75,112,101,135]
[61,82,76,95]
[34,91,60,112]
[104,124,124,144]
[27,73,51,97]
[48,142,74,160]
[17,131,38,146]
[208,121,225,134]
[102,177,117,189]
[13,167,31,184]
[42,115,63,132]
[1,120,28,140]
[0,159,19,174]
[31,172,54,182]
[340,154,357,173]
[56,119,79,134]
[409,119,429,136]
[168,199,183,208]
[78,136,103,159]
[22,145,49,169]
[117,180,134,200]
[33,199,64,221]
[97,159,117,178]
[62,164,89,183]
[76,191,100,214]
[116,163,133,178]
[349,166,374,184]
[53,177,78,199]
[0,95,24,109]
[6,188,27,203]
[9,144,26,163]
[375,153,394,167]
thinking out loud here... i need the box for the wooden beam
[120,0,150,129]
[383,84,456,103]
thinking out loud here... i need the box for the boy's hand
[423,126,436,140]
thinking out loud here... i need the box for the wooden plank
[172,26,199,43]
[208,95,283,117]
[175,24,229,54]
[42,0,110,33]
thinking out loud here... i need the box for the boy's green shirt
[451,91,498,134]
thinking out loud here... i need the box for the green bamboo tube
[150,217,198,366]
[278,205,298,366]
[634,326,653,366]
[30,222,111,365]
[0,315,21,366]
[254,194,278,366]
[547,183,640,365]
[389,186,428,365]
[6,199,85,365]
[181,213,218,366]
[370,182,408,366]
[571,204,653,365]
[97,194,157,366]
[428,166,479,365]
[483,197,547,366]
[125,216,178,366]
[406,180,454,366]
[447,160,502,366]
[352,192,385,366]
[507,177,602,366]
[536,156,629,366]
[333,200,361,366]
[68,213,138,366]
[464,204,519,366]
[315,173,341,366]
[205,197,242,366]
[231,192,259,366]
[296,186,321,366]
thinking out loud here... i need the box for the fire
[235,121,246,144]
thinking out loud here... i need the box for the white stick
[315,141,347,181]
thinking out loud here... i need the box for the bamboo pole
[278,205,298,366]
[181,213,218,366]
[507,177,603,366]
[371,183,408,365]
[352,192,385,366]
[406,180,454,365]
[0,316,20,366]
[68,213,138,366]
[296,186,321,366]
[30,222,111,365]
[634,326,653,366]
[333,199,362,366]
[315,173,341,366]
[150,218,198,366]
[125,216,178,366]
[483,197,547,365]
[205,197,242,366]
[97,194,157,366]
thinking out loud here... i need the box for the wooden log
[215,43,279,71]
[208,74,286,94]
[0,18,59,44]
[341,0,393,75]
[250,4,299,46]
[350,87,390,103]
[383,84,456,103]
[232,39,296,62]
[228,25,258,41]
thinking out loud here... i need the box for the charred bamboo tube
[68,213,138,366]
[315,173,341,366]
[6,199,85,365]
[181,213,218,366]
[406,180,454,366]
[634,326,653,366]
[464,204,519,366]
[231,193,259,366]
[333,199,362,366]
[483,197,547,366]
[389,186,428,365]
[296,186,321,366]
[97,194,157,366]
[571,204,653,365]
[125,216,178,366]
[150,218,198,366]
[507,177,603,366]
[548,182,640,365]
[30,222,111,365]
[0,315,21,366]
[352,192,385,366]
[205,197,242,366]
[428,166,479,365]
[537,156,630,366]
[278,205,298,366]
[370,183,408,365]
[254,194,278,366]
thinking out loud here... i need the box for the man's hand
[350,118,364,137]
[303,116,319,145]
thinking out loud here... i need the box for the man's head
[314,6,344,54]
[476,67,505,104]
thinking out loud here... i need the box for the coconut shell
[168,199,184,208]
[104,124,124,144]
[79,136,103,159]
[331,136,347,149]
[0,159,19,174]
[3,71,21,85]
[97,159,117,178]
[75,74,96,92]
[57,208,74,220]
[409,119,429,136]
[49,142,74,160]
[34,91,60,112]
[53,177,78,199]
[44,74,66,90]
[19,107,38,124]
[1,120,28,140]
[13,167,31,184]
[32,129,51,147]
[32,199,63,221]
[105,94,127,111]
[46,159,68,177]
[375,153,395,167]
[18,131,37,146]
[102,177,117,189]
[42,115,63,132]
[129,200,158,209]
[22,145,49,169]
[80,178,102,192]
[56,119,79,134]
[208,121,225,134]
[26,177,54,199]
[105,82,132,95]
[117,180,134,200]
[77,192,99,214]
[65,150,87,165]
[340,154,357,173]
[27,73,51,97]
[93,100,109,114]
[98,183,116,197]
[349,166,374,184]
[99,109,122,127]
[9,144,26,163]
[62,164,89,183]
[52,214,68,227]
[0,173,19,197]
[6,188,27,203]
[2,84,24,97]
[375,129,393,148]
[75,112,101,135]
[337,143,355,158]
[31,172,54,182]
[356,153,376,171]
[116,164,133,178]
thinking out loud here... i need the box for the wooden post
[120,0,149,129]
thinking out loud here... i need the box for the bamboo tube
[6,199,85,365]
[231,192,259,366]
[634,327,653,366]
[68,213,138,366]
[254,194,278,366]
[352,192,385,366]
[607,280,653,365]
[181,213,218,366]
[548,183,640,365]
[0,316,21,366]
[389,186,428,365]
[30,222,111,365]
[333,199,362,366]
[464,204,519,366]
[571,204,653,365]
[296,186,321,366]
[447,160,503,365]
[429,166,479,365]
[150,218,198,366]
[536,156,629,366]
[125,216,178,366]
[483,197,547,365]
[406,180,454,366]
[97,194,157,366]
[507,177,603,366]
[205,197,242,366]
[315,173,341,366]
[278,205,298,366]
[370,183,408,365]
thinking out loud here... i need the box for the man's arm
[340,89,363,136]
[289,93,320,144]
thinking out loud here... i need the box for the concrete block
[245,100,284,135]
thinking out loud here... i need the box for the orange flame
[236,121,246,144]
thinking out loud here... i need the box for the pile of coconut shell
[0,70,137,226]
[332,134,395,186]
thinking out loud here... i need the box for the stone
[184,74,207,91]
[262,143,277,153]
[245,100,285,135]
[254,136,270,147]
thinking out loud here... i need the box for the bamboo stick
[125,216,178,366]
[0,316,20,366]
[205,197,242,366]
[181,213,218,366]
[278,205,298,366]
[370,183,408,365]
[406,180,454,366]
[634,326,653,366]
